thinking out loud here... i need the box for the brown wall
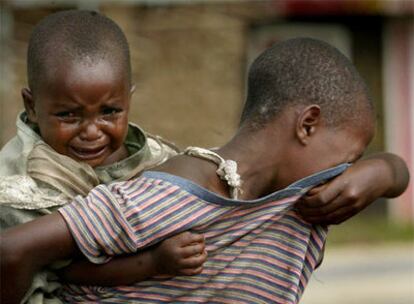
[102,5,251,149]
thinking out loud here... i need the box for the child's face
[309,124,373,168]
[276,107,375,189]
[24,59,131,167]
[288,121,374,185]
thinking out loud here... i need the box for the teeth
[72,146,105,156]
[79,148,100,153]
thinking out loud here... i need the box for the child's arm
[0,213,206,303]
[0,213,78,304]
[58,231,207,286]
[297,152,410,225]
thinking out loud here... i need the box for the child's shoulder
[146,134,180,159]
[0,113,43,176]
[126,122,179,164]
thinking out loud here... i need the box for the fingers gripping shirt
[58,164,349,303]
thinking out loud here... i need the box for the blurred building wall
[383,17,414,222]
[101,4,248,148]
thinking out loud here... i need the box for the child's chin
[83,157,107,168]
[71,154,107,168]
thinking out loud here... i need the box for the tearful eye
[55,111,75,118]
[55,111,80,122]
[102,107,122,116]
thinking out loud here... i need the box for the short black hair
[27,10,131,95]
[241,38,374,129]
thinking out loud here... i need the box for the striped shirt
[58,164,349,303]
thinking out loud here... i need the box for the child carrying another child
[0,10,206,304]
[1,37,409,304]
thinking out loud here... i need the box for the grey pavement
[301,243,414,304]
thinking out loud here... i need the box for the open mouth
[69,145,108,160]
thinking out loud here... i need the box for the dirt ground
[301,243,414,304]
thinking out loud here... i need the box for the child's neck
[214,138,282,200]
[156,132,284,201]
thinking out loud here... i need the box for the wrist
[148,248,163,276]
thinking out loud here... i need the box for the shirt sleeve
[58,184,138,264]
[58,178,219,264]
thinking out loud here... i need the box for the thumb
[306,184,327,196]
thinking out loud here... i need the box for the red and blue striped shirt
[58,164,348,303]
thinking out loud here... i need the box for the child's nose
[79,120,103,141]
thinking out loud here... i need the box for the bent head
[23,10,133,167]
[275,103,375,187]
[240,38,375,187]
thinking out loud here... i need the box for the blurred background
[0,0,413,303]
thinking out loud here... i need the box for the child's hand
[151,231,207,276]
[58,232,206,286]
[296,154,409,225]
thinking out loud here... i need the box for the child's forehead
[49,55,126,76]
[35,57,131,107]
[42,57,129,90]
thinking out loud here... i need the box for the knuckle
[192,246,201,256]
[171,254,182,263]
[169,246,180,256]
[194,260,203,268]
[182,231,193,240]
[192,267,203,275]
[344,189,359,201]
[196,257,204,265]
[189,269,199,275]
[318,194,328,205]
[198,244,205,253]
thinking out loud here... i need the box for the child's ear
[21,88,38,123]
[296,105,321,145]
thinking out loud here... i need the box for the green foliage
[327,215,414,246]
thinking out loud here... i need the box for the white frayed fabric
[184,147,242,199]
[0,175,69,210]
